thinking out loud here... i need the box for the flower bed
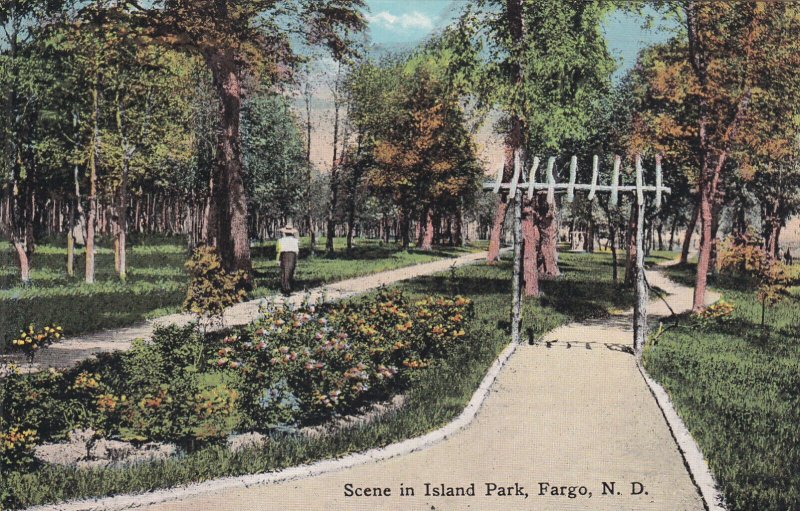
[0,290,473,476]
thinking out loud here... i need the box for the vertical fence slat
[588,155,599,201]
[527,156,541,200]
[567,155,577,202]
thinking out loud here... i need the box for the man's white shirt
[277,236,299,254]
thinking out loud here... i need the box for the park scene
[1,1,799,510]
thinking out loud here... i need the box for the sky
[305,2,677,173]
[363,0,675,78]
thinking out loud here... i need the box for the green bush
[183,246,247,324]
[216,290,474,429]
[0,426,38,471]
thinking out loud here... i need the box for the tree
[100,0,367,277]
[0,0,65,283]
[454,0,614,292]
[367,59,481,251]
[241,92,306,235]
[682,2,800,310]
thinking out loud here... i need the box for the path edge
[30,341,519,511]
[637,362,726,511]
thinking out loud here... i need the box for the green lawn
[0,235,484,347]
[644,264,800,511]
[2,252,632,509]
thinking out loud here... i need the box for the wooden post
[512,186,523,345]
[610,155,621,208]
[527,156,541,200]
[511,148,524,344]
[546,156,556,206]
[633,154,648,360]
[588,155,599,201]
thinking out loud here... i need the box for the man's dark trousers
[279,251,297,295]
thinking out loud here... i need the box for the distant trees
[0,1,366,284]
[346,54,481,252]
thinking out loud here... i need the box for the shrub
[694,299,735,329]
[0,366,69,442]
[117,326,238,444]
[0,427,38,471]
[7,324,63,364]
[218,290,473,429]
[183,246,247,326]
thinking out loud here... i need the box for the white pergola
[484,152,670,360]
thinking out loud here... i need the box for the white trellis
[484,152,670,360]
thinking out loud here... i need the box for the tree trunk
[420,207,434,251]
[13,240,30,283]
[521,199,539,297]
[400,209,411,250]
[85,81,100,285]
[304,82,316,256]
[681,199,699,265]
[624,206,636,286]
[117,160,128,281]
[207,49,251,277]
[536,194,560,278]
[693,180,714,312]
[669,213,679,251]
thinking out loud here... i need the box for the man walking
[277,225,299,296]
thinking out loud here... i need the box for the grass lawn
[1,251,632,509]
[0,235,484,347]
[644,264,800,511]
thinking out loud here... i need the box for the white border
[638,362,726,511]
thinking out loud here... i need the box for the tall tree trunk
[117,154,129,281]
[400,209,411,250]
[85,80,100,285]
[521,199,539,297]
[669,213,679,251]
[420,207,434,251]
[536,194,560,278]
[326,63,345,256]
[208,49,251,277]
[681,199,699,265]
[304,82,316,255]
[346,138,363,252]
[624,206,636,286]
[693,178,714,312]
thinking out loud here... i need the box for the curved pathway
[4,251,489,372]
[41,262,721,511]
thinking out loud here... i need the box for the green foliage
[241,93,306,222]
[0,426,38,472]
[183,246,247,323]
[646,266,800,511]
[225,290,473,429]
[0,237,477,346]
[0,252,632,508]
[718,234,791,327]
[454,0,615,152]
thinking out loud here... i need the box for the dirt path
[46,262,719,511]
[7,251,489,372]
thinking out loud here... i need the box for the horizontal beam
[483,182,671,194]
